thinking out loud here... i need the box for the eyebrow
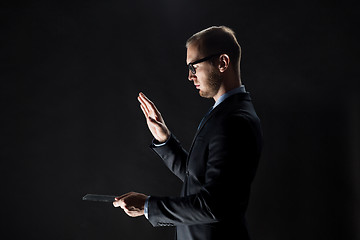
[186,57,199,65]
[186,58,192,65]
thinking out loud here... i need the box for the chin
[199,90,214,99]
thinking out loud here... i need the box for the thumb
[148,115,161,125]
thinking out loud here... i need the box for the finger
[124,208,134,217]
[124,208,141,218]
[140,93,156,110]
[116,192,133,200]
[138,95,148,112]
[139,93,164,124]
[139,93,160,116]
[113,196,126,208]
[138,94,151,116]
[113,198,126,209]
[138,92,150,106]
[119,200,126,209]
[124,208,130,215]
[113,201,121,207]
[140,103,149,119]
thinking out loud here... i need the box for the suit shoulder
[214,105,261,135]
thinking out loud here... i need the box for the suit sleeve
[150,134,189,182]
[147,115,261,227]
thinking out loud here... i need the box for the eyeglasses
[187,53,221,74]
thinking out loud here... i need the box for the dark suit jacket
[148,92,263,240]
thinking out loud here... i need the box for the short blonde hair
[186,26,241,77]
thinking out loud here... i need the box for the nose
[188,70,196,81]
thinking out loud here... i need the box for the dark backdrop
[1,1,359,239]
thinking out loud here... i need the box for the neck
[213,75,241,102]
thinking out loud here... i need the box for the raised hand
[138,92,171,143]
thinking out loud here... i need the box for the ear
[218,54,230,73]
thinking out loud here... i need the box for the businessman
[113,26,263,240]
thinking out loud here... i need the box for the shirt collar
[213,85,246,109]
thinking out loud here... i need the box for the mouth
[195,84,200,89]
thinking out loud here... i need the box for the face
[186,43,222,99]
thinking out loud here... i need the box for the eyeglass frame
[187,53,222,74]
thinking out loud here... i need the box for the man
[113,26,263,240]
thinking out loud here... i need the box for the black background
[1,1,359,239]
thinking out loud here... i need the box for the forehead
[186,43,202,65]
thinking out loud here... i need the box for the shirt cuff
[152,134,171,147]
[144,196,150,219]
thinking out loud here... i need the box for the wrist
[156,132,171,143]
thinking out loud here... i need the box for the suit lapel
[187,92,251,160]
[195,106,218,137]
